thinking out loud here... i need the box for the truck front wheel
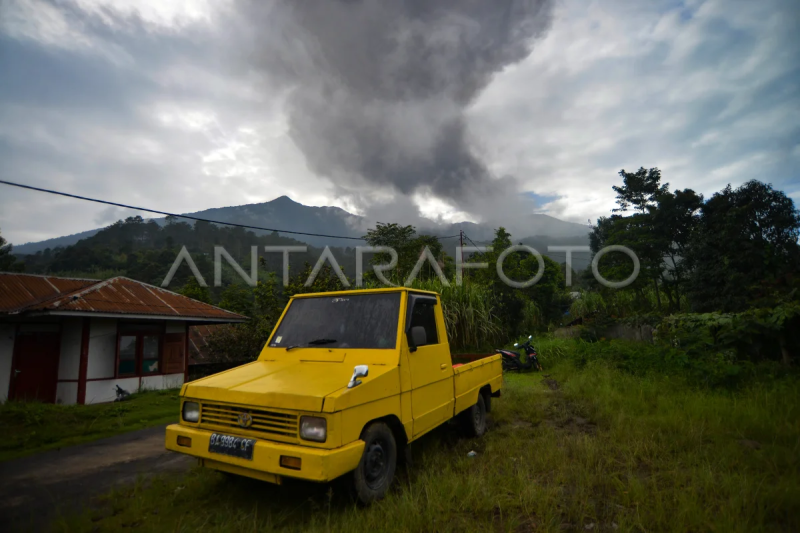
[351,422,397,504]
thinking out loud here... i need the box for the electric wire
[0,179,461,242]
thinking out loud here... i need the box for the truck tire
[460,393,487,437]
[351,422,397,505]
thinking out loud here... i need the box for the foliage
[17,216,356,294]
[205,274,285,362]
[568,290,606,319]
[179,277,211,304]
[590,169,703,314]
[587,171,799,325]
[0,228,24,272]
[685,180,800,312]
[285,262,351,297]
[55,364,800,533]
[470,227,570,336]
[361,222,452,284]
[612,167,669,213]
[658,301,800,367]
[218,283,254,316]
[0,389,179,462]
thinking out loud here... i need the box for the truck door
[405,294,454,437]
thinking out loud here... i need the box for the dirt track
[0,424,193,532]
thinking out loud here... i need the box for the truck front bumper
[165,424,365,484]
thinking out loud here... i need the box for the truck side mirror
[409,326,427,352]
[347,365,369,389]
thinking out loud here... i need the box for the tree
[469,227,568,335]
[362,222,451,284]
[685,180,800,312]
[592,167,704,313]
[218,283,253,316]
[613,167,669,213]
[179,277,211,304]
[206,274,285,362]
[0,229,24,272]
[285,262,350,296]
[589,213,663,309]
[650,188,703,311]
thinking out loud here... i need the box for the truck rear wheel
[351,421,397,505]
[460,393,487,437]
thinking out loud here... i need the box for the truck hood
[183,360,356,412]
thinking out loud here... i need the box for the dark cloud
[0,0,797,245]
[236,0,554,215]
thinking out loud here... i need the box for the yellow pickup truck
[166,287,502,503]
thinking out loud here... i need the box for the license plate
[208,433,256,460]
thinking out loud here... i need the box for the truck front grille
[199,402,299,441]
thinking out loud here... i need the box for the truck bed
[452,353,503,415]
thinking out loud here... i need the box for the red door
[11,331,61,403]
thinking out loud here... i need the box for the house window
[117,324,163,377]
[142,335,160,374]
[118,335,138,376]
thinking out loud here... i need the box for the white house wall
[0,324,14,402]
[56,381,78,405]
[57,318,82,381]
[87,318,117,380]
[85,376,139,404]
[141,373,184,391]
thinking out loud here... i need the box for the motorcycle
[496,335,542,372]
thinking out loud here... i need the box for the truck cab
[166,288,502,503]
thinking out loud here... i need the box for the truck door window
[410,302,439,346]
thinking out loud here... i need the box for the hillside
[12,196,590,255]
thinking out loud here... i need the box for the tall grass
[53,355,800,533]
[568,290,607,319]
[0,389,179,461]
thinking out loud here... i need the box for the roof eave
[20,310,249,323]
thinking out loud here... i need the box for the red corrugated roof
[0,273,247,322]
[0,273,96,313]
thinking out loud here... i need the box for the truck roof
[290,287,439,299]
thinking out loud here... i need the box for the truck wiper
[285,338,337,351]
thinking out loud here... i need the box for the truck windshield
[269,293,401,350]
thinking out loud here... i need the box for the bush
[534,336,795,389]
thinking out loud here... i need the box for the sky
[0,0,798,246]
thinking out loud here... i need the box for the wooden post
[77,318,90,405]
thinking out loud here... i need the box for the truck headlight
[300,416,327,442]
[182,401,200,422]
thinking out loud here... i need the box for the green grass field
[51,357,800,532]
[0,389,180,461]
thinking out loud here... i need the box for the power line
[0,179,369,241]
[1,179,462,243]
[463,233,482,249]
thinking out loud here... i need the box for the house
[0,273,247,404]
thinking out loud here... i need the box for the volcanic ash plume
[241,0,554,218]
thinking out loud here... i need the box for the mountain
[163,196,365,248]
[12,196,365,254]
[12,228,102,255]
[12,195,591,263]
[433,214,590,242]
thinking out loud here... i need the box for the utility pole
[459,230,465,282]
